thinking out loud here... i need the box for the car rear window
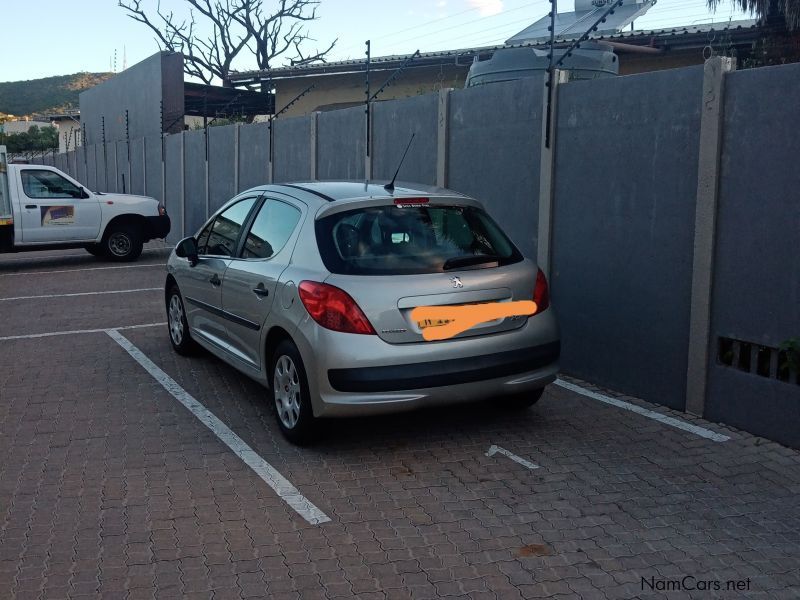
[315,204,523,275]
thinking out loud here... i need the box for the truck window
[21,169,83,199]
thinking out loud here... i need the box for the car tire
[503,388,545,409]
[85,244,105,258]
[270,339,317,445]
[103,223,143,262]
[166,285,196,355]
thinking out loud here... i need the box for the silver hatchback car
[165,182,560,443]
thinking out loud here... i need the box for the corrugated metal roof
[229,19,759,82]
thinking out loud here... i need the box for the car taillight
[533,268,550,314]
[298,281,376,335]
[158,201,167,216]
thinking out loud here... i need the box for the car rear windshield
[315,204,523,275]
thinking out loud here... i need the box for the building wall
[79,51,184,145]
[274,64,469,118]
[0,120,50,135]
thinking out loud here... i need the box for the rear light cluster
[298,281,376,335]
[532,268,550,314]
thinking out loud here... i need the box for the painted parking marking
[0,322,166,342]
[486,445,540,470]
[0,247,172,263]
[0,263,165,277]
[106,329,331,526]
[555,378,731,442]
[0,288,161,302]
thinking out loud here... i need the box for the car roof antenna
[384,133,415,193]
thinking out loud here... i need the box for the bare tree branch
[119,0,337,85]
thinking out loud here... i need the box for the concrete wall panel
[164,134,184,241]
[75,148,87,186]
[372,93,438,185]
[130,138,145,196]
[551,66,704,410]
[238,122,270,192]
[105,143,118,193]
[145,136,163,203]
[272,116,312,182]
[208,125,237,212]
[184,129,207,235]
[115,141,130,194]
[706,63,800,447]
[448,77,544,259]
[317,106,366,180]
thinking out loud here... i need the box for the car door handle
[25,205,37,209]
[209,274,221,287]
[252,285,269,297]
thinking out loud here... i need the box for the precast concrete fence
[33,58,800,448]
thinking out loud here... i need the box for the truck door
[15,167,101,242]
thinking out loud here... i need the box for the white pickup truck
[0,145,170,261]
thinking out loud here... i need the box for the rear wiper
[443,254,499,270]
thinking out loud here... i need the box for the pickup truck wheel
[103,224,143,262]
[167,286,197,355]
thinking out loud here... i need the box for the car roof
[264,180,468,203]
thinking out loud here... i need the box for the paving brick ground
[1,248,799,599]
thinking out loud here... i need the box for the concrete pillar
[365,108,373,180]
[142,137,148,196]
[685,56,735,416]
[310,112,319,180]
[233,124,240,193]
[436,88,452,188]
[180,132,186,239]
[536,70,568,276]
[268,120,274,184]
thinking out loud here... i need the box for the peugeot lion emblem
[450,276,464,289]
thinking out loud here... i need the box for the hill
[0,72,113,117]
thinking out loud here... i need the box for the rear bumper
[329,341,560,393]
[144,215,171,241]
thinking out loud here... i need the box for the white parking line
[0,288,161,302]
[0,322,166,341]
[0,263,165,277]
[486,445,540,470]
[0,247,172,263]
[106,329,331,526]
[554,378,731,442]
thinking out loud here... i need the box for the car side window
[241,199,301,260]
[21,169,83,199]
[198,197,257,257]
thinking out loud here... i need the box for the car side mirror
[175,237,199,266]
[80,187,90,199]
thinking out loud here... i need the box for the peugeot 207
[165,181,560,443]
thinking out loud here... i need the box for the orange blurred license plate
[417,318,453,330]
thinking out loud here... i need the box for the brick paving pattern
[1,249,799,599]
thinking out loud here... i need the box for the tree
[707,0,800,30]
[118,0,337,86]
[0,125,59,154]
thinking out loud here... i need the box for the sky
[0,0,751,83]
